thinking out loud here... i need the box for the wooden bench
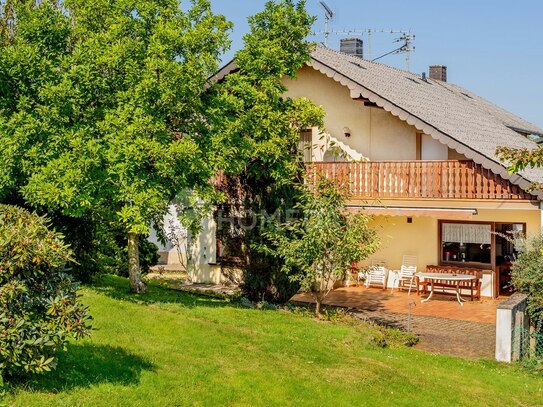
[418,265,483,301]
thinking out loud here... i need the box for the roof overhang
[207,59,237,88]
[347,205,478,220]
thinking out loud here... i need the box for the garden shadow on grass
[14,343,155,393]
[90,274,235,310]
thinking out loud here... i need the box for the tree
[0,0,231,292]
[0,0,324,295]
[509,235,543,330]
[496,145,543,192]
[0,205,91,379]
[210,0,324,302]
[497,145,543,177]
[267,178,380,316]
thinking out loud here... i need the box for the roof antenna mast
[320,1,334,47]
[314,3,416,71]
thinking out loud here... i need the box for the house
[153,41,543,299]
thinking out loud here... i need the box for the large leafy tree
[210,0,323,302]
[0,0,323,295]
[0,0,231,292]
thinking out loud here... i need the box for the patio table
[415,272,477,306]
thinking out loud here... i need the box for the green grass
[3,275,542,406]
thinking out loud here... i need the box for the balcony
[305,160,533,201]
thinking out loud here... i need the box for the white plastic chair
[371,260,386,267]
[365,260,388,289]
[392,255,418,295]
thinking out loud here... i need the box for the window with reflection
[440,222,492,266]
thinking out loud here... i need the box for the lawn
[3,276,542,407]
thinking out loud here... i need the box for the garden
[3,275,543,406]
[2,1,543,405]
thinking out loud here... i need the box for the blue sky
[210,0,543,128]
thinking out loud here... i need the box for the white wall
[148,206,222,284]
[148,205,187,265]
[283,66,417,161]
[421,134,448,160]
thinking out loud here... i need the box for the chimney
[429,65,447,82]
[340,38,364,59]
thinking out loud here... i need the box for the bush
[266,179,380,316]
[139,239,160,275]
[242,254,301,304]
[511,235,543,329]
[0,205,92,380]
[49,213,125,283]
[61,216,159,281]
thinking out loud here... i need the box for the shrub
[139,239,160,276]
[62,216,159,281]
[0,205,92,380]
[241,255,301,304]
[511,235,543,329]
[98,224,159,279]
[266,179,380,316]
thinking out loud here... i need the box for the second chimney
[429,65,447,82]
[340,38,364,59]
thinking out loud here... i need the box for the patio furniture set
[350,256,483,305]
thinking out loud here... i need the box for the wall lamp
[343,126,351,137]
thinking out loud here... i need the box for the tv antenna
[372,32,415,72]
[316,3,416,71]
[319,1,334,47]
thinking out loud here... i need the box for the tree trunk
[128,232,147,294]
[315,299,322,318]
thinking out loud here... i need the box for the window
[440,221,492,267]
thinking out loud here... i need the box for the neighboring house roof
[212,46,543,198]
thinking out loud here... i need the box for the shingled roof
[212,46,543,198]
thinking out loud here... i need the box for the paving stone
[292,287,499,359]
[352,309,495,359]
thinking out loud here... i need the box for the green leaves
[0,0,231,235]
[0,205,72,282]
[208,1,324,302]
[0,0,325,293]
[497,146,543,174]
[237,0,315,80]
[511,235,543,329]
[208,0,323,184]
[0,205,92,378]
[266,179,380,310]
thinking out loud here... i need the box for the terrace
[291,286,501,358]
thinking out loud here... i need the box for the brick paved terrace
[291,287,503,359]
[292,286,500,324]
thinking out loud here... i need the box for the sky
[209,0,543,128]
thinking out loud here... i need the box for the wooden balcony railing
[305,160,534,200]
